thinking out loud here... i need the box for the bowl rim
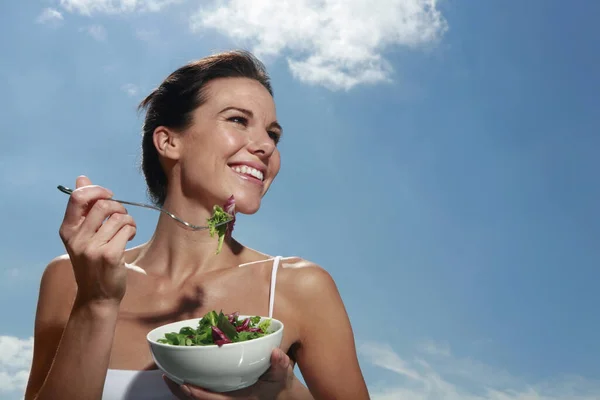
[146,315,284,349]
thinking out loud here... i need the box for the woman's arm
[24,258,120,400]
[288,264,370,400]
[25,176,136,400]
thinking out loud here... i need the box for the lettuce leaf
[206,205,233,254]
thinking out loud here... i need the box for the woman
[24,50,370,400]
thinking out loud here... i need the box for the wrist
[72,294,121,321]
[276,376,308,400]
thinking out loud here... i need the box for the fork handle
[57,185,161,212]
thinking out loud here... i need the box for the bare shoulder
[278,257,340,301]
[36,254,77,322]
[277,257,354,348]
[42,253,73,277]
[40,254,75,291]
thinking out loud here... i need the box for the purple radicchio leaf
[223,195,236,236]
[211,326,232,347]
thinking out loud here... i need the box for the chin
[227,193,262,215]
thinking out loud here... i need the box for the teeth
[232,165,264,181]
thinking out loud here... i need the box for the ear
[153,126,182,161]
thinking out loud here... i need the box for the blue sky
[1,0,600,399]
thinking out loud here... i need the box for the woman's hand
[163,348,298,400]
[58,175,136,307]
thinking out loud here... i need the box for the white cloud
[0,336,33,394]
[190,0,448,90]
[359,341,600,400]
[418,338,452,356]
[121,83,139,97]
[53,0,447,90]
[59,0,181,15]
[82,24,107,41]
[36,8,64,25]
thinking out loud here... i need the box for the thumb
[76,175,92,189]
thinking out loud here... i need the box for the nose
[247,128,276,158]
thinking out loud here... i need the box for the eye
[268,131,281,145]
[228,116,248,126]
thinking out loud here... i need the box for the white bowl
[146,316,284,393]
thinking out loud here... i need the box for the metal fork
[57,185,233,231]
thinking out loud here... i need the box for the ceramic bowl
[146,316,284,392]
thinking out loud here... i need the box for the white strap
[268,256,281,318]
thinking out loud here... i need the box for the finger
[93,213,136,245]
[62,183,114,228]
[258,348,292,383]
[77,199,128,239]
[163,375,192,399]
[184,385,230,400]
[102,224,136,256]
[75,175,92,189]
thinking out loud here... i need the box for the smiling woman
[24,50,370,400]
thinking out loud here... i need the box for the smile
[230,165,264,182]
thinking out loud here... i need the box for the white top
[101,256,283,400]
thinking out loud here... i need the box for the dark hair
[138,50,273,206]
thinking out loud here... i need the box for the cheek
[269,152,281,178]
[220,127,246,153]
[190,124,245,160]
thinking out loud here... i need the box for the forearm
[34,298,119,400]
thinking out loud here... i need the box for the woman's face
[171,77,282,215]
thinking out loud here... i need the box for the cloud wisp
[359,341,600,400]
[58,0,182,15]
[36,8,64,26]
[81,24,108,41]
[121,83,140,97]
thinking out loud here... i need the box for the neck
[132,196,239,282]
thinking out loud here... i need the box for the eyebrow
[219,106,283,134]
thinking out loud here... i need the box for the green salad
[157,310,273,347]
[206,195,236,255]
